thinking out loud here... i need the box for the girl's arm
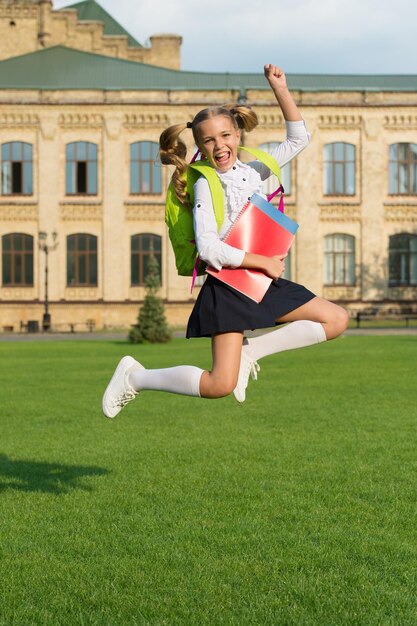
[240,252,287,280]
[250,64,310,177]
[193,178,245,270]
[193,179,286,279]
[264,64,302,121]
[242,65,304,276]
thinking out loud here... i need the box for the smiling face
[195,115,240,172]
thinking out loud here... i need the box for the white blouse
[193,120,311,270]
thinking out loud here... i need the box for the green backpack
[165,146,282,277]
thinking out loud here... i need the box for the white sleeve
[250,119,311,180]
[193,177,245,271]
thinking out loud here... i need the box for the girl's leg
[275,297,349,339]
[245,297,348,362]
[200,332,244,398]
[103,332,243,417]
[129,332,243,400]
[234,298,349,402]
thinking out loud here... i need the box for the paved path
[0,328,416,341]
[344,328,417,336]
[0,332,129,342]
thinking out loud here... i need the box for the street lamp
[237,87,247,156]
[38,230,58,332]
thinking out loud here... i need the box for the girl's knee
[328,306,349,338]
[201,373,237,399]
[338,306,350,331]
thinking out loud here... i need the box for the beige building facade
[0,0,416,332]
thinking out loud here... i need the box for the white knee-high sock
[128,365,203,397]
[245,321,326,362]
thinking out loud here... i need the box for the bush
[128,255,172,344]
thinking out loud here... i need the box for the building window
[282,248,291,281]
[130,142,162,194]
[66,142,98,195]
[259,142,291,195]
[67,234,97,286]
[389,143,417,195]
[1,142,33,195]
[389,233,417,286]
[323,142,355,195]
[324,234,355,286]
[131,234,162,286]
[2,233,33,286]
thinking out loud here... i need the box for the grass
[0,336,416,625]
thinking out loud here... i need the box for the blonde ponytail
[222,104,258,132]
[159,123,191,207]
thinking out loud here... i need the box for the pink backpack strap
[190,253,200,293]
[267,184,285,213]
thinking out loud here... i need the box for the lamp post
[38,231,58,332]
[237,87,247,154]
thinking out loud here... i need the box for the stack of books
[206,193,298,303]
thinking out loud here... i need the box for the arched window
[2,233,33,286]
[389,233,417,286]
[131,234,162,286]
[389,143,417,195]
[324,234,355,285]
[323,142,355,195]
[66,142,98,195]
[130,142,162,194]
[67,234,97,286]
[259,142,291,195]
[1,142,33,195]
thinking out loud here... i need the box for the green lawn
[0,336,416,625]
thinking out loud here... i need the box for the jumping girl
[102,64,349,418]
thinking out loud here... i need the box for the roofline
[1,46,416,82]
[0,46,416,93]
[0,87,416,94]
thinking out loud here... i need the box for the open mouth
[214,150,231,166]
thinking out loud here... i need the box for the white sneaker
[233,350,260,403]
[102,355,144,418]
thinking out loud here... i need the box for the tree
[128,254,172,343]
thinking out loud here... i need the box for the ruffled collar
[216,160,263,213]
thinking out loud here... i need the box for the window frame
[323,233,356,286]
[131,233,162,287]
[323,142,356,196]
[388,232,417,287]
[1,142,33,196]
[65,142,98,196]
[259,142,292,196]
[66,233,98,287]
[2,232,34,287]
[130,141,162,195]
[388,143,417,195]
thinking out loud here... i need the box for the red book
[206,193,298,303]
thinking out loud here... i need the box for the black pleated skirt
[186,275,316,338]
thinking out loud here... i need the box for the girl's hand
[240,252,287,278]
[264,64,287,91]
[264,254,287,280]
[264,64,302,121]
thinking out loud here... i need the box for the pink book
[206,193,298,303]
